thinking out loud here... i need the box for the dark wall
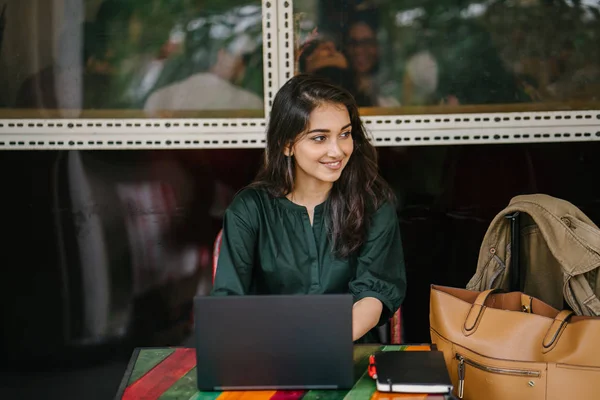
[379,142,600,342]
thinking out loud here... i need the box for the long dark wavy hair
[251,74,394,258]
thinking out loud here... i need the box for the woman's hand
[352,297,383,341]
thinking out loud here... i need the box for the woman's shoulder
[370,199,398,225]
[227,186,271,215]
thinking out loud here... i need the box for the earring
[287,154,293,185]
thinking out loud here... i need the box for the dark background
[1,141,600,399]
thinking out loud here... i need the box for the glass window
[294,0,600,114]
[0,0,264,118]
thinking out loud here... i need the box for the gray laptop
[194,294,354,391]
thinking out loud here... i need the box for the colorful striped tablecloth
[115,344,450,400]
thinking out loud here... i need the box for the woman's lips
[320,160,343,170]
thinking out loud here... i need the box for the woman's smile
[320,159,343,170]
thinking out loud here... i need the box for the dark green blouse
[211,188,406,325]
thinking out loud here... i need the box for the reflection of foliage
[112,0,262,54]
[85,0,263,109]
[183,4,263,87]
[383,0,600,103]
[482,0,600,100]
[300,0,600,105]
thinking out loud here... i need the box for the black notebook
[373,350,453,394]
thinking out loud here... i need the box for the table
[114,344,451,400]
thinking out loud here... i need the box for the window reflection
[0,0,264,118]
[294,0,600,113]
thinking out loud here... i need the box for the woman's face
[346,22,379,74]
[288,102,354,188]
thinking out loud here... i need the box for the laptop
[194,294,354,391]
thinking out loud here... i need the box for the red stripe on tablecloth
[122,348,196,400]
[270,391,306,400]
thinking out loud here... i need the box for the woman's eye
[311,136,326,142]
[340,131,351,138]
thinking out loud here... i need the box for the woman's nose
[327,139,344,157]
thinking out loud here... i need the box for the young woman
[211,74,406,342]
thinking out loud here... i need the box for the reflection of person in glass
[13,0,133,110]
[344,18,399,107]
[298,37,373,107]
[211,74,406,342]
[144,34,263,114]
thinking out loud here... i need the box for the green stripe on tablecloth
[301,389,350,400]
[129,349,176,384]
[187,390,222,400]
[381,345,405,352]
[342,370,375,400]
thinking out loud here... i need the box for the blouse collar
[275,195,328,214]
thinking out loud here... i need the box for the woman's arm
[211,191,259,296]
[348,202,407,341]
[352,297,383,341]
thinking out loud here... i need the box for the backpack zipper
[455,354,541,399]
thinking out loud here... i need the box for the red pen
[368,354,378,379]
